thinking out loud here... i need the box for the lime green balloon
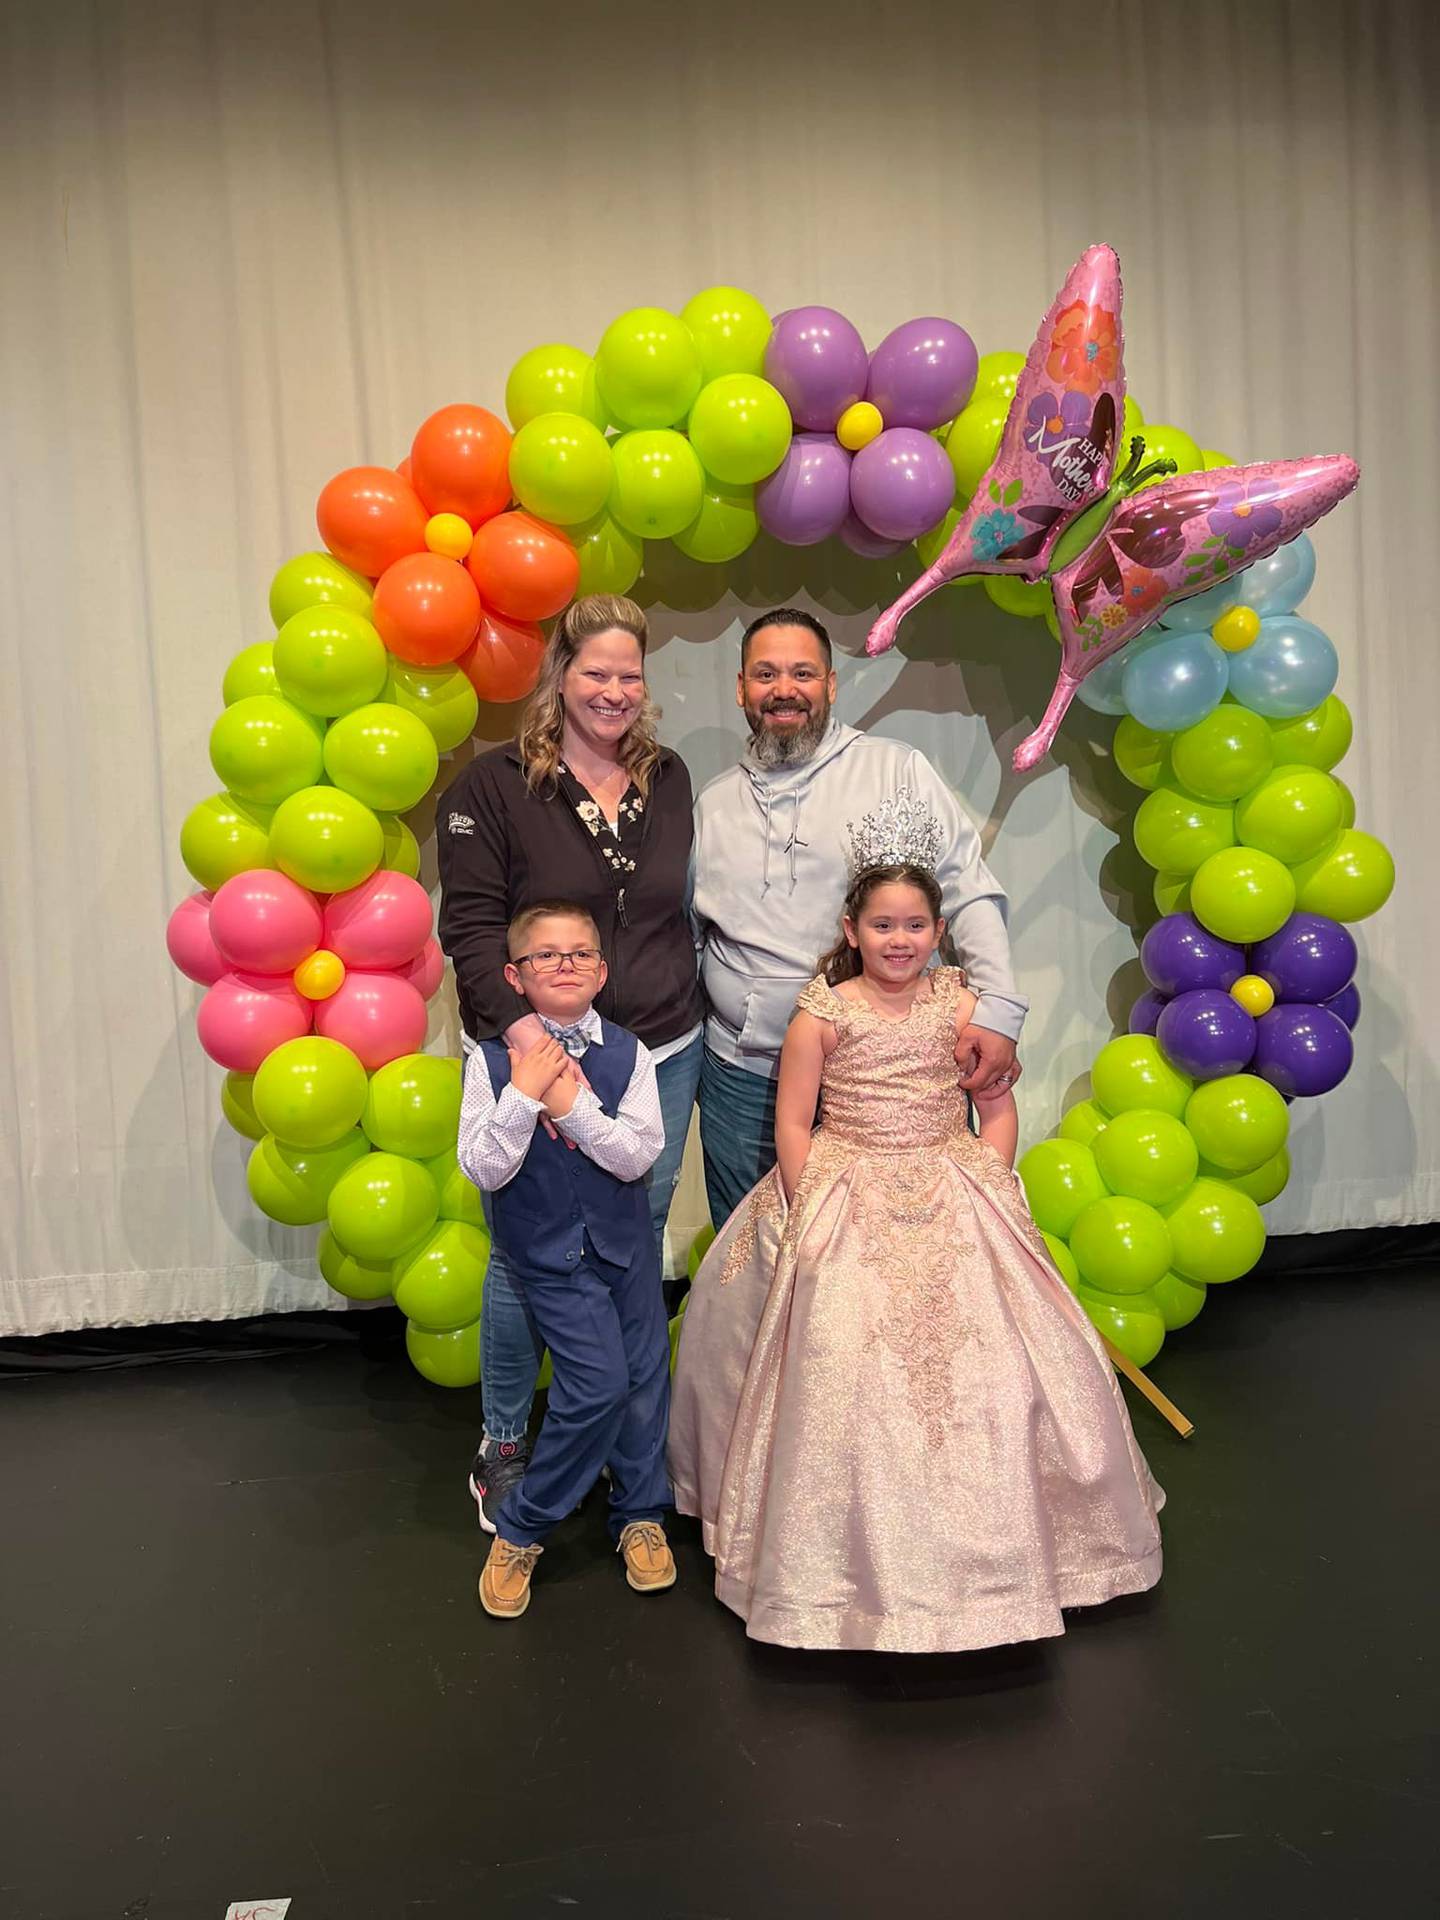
[376,812,421,880]
[1203,1145,1290,1206]
[972,350,1026,403]
[687,375,792,485]
[915,506,963,574]
[681,286,772,382]
[1091,1035,1194,1120]
[1017,1138,1109,1238]
[273,606,389,720]
[504,343,607,432]
[318,1226,395,1301]
[1170,704,1274,802]
[363,1054,462,1159]
[269,785,383,893]
[269,551,374,629]
[393,1220,490,1332]
[327,1150,438,1261]
[1069,1195,1172,1294]
[425,1148,486,1228]
[1120,393,1146,457]
[405,1315,481,1388]
[1076,1288,1165,1365]
[1113,715,1172,791]
[385,659,478,754]
[1163,1176,1266,1284]
[687,1224,717,1281]
[1153,870,1193,917]
[608,429,705,539]
[1058,1099,1110,1147]
[1133,784,1235,876]
[595,307,703,430]
[248,1127,369,1227]
[672,479,759,564]
[223,641,278,705]
[1093,1108,1199,1207]
[508,411,615,526]
[1185,1073,1288,1174]
[945,396,1010,498]
[1290,828,1395,923]
[253,1035,369,1150]
[209,694,325,806]
[322,702,439,814]
[180,791,275,891]
[1234,765,1345,863]
[984,574,1053,620]
[570,509,644,595]
[1189,846,1296,944]
[1133,422,1202,489]
[221,1071,266,1141]
[1266,694,1352,771]
[1151,1269,1207,1331]
[1040,1230,1080,1292]
[1333,777,1356,830]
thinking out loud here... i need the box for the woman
[437,594,702,1531]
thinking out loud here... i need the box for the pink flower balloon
[323,871,433,969]
[166,891,225,985]
[196,970,312,1072]
[314,970,428,1070]
[210,871,324,974]
[397,936,446,1000]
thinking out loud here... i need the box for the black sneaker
[468,1439,530,1535]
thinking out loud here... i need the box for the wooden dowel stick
[1102,1337,1196,1439]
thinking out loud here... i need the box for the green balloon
[247,1128,369,1227]
[269,551,374,629]
[595,307,703,430]
[1093,1108,1199,1207]
[1070,1195,1172,1294]
[385,660,479,754]
[570,510,644,596]
[376,812,421,879]
[687,375,792,485]
[1189,846,1295,944]
[318,1226,395,1301]
[1077,1287,1166,1365]
[913,507,979,581]
[1151,1269,1207,1331]
[253,1035,369,1150]
[221,1071,266,1141]
[209,694,325,806]
[508,411,615,526]
[1171,704,1274,802]
[1202,1145,1290,1206]
[269,785,383,893]
[1185,1074,1288,1174]
[405,1316,481,1388]
[1113,716,1172,791]
[1153,870,1193,917]
[327,1151,439,1261]
[393,1220,491,1332]
[1290,828,1395,923]
[1266,695,1352,772]
[972,350,1026,402]
[984,574,1053,620]
[1333,777,1356,830]
[1132,421,1202,486]
[672,479,759,564]
[1235,764,1345,863]
[223,641,278,705]
[1018,1138,1109,1238]
[945,396,1009,498]
[425,1148,486,1228]
[363,1054,462,1159]
[323,703,439,814]
[687,1224,717,1281]
[273,606,388,720]
[681,286,772,382]
[1040,1230,1080,1292]
[1164,1176,1266,1284]
[1133,783,1236,876]
[180,791,275,891]
[608,429,705,539]
[504,343,607,432]
[1058,1099,1110,1147]
[1091,1035,1194,1120]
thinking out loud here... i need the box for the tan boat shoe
[617,1521,677,1593]
[479,1536,543,1619]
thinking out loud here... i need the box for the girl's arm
[774,1010,827,1202]
[972,1085,1019,1168]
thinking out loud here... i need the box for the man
[692,607,1026,1227]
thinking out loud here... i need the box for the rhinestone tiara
[845,787,946,879]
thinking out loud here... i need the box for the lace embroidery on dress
[718,1172,787,1287]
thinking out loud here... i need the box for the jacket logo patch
[448,812,475,835]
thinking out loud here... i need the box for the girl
[669,819,1163,1654]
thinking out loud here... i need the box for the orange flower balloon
[458,611,547,705]
[409,405,513,528]
[371,552,482,666]
[466,512,579,623]
[316,466,429,578]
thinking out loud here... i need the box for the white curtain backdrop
[2,0,1436,1334]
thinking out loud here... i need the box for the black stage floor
[2,1260,1436,1920]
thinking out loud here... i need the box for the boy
[457,901,676,1619]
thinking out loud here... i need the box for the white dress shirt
[456,1006,665,1194]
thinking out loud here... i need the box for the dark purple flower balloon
[865,317,978,431]
[1129,986,1169,1036]
[1208,483,1284,551]
[1250,912,1357,1005]
[848,429,956,542]
[1254,1003,1354,1098]
[763,307,869,433]
[1024,390,1092,471]
[1140,913,1247,997]
[755,434,852,546]
[1323,982,1361,1030]
[1156,989,1258,1081]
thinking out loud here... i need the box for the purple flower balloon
[1323,982,1361,1030]
[1140,913,1247,997]
[848,429,957,542]
[837,511,905,559]
[1254,1003,1354,1098]
[1249,912,1357,1005]
[764,307,869,433]
[865,317,978,431]
[755,433,852,547]
[1156,989,1258,1081]
[1129,986,1169,1036]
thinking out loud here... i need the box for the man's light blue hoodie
[693,719,1027,1079]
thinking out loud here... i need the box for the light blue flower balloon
[1156,572,1245,633]
[1239,533,1316,617]
[1227,615,1338,718]
[1076,629,1164,714]
[1122,631,1229,732]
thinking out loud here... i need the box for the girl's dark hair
[818,864,957,984]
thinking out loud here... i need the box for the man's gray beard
[747,703,830,769]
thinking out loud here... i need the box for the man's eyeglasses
[514,946,603,975]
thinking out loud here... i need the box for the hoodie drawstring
[760,787,774,894]
[789,790,804,890]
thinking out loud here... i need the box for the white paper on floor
[224,1904,291,1919]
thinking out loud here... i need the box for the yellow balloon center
[1213,604,1261,653]
[425,512,474,561]
[836,401,884,452]
[294,949,347,1000]
[1230,973,1275,1016]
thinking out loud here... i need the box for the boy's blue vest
[479,1020,652,1279]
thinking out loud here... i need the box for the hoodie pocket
[735,975,811,1054]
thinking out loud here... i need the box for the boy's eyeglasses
[514,946,603,975]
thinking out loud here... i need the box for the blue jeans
[478,1033,703,1446]
[698,1046,778,1232]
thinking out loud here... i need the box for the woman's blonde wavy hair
[516,594,663,797]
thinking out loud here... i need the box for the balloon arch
[166,248,1394,1387]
